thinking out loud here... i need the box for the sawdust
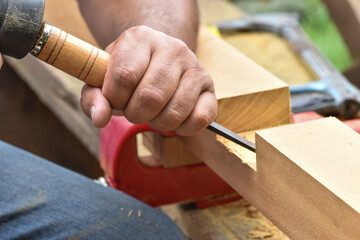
[220,199,288,240]
[217,131,257,170]
[248,218,290,240]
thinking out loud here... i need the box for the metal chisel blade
[207,122,256,152]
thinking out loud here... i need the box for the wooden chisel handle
[34,24,110,88]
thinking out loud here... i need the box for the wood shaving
[128,210,133,217]
[248,219,289,240]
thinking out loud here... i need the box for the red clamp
[100,116,234,207]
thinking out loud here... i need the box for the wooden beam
[180,117,360,239]
[198,28,291,133]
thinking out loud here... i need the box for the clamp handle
[100,116,234,207]
[36,25,109,87]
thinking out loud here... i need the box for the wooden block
[142,132,202,168]
[180,117,360,239]
[198,27,291,133]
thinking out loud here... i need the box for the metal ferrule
[31,23,53,57]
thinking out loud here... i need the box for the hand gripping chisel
[0,0,256,152]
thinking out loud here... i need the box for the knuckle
[170,39,189,56]
[194,108,213,128]
[111,66,139,90]
[163,109,184,129]
[127,25,152,38]
[138,87,165,109]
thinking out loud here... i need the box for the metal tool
[217,13,360,118]
[207,122,255,152]
[0,0,256,150]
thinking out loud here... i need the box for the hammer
[0,0,109,87]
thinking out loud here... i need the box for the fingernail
[90,106,97,123]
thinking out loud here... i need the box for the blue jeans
[0,141,184,239]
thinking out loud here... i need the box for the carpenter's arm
[77,0,199,50]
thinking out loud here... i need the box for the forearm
[78,0,199,50]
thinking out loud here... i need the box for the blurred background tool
[217,12,360,118]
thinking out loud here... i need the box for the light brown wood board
[180,117,360,239]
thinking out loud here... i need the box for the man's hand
[0,55,3,69]
[80,26,217,136]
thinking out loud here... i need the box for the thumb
[80,85,112,128]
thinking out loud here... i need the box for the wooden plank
[198,28,291,133]
[180,117,360,239]
[142,131,202,167]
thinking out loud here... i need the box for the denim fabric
[0,141,184,240]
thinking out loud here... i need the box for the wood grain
[181,117,360,239]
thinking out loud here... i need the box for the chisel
[0,0,256,152]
